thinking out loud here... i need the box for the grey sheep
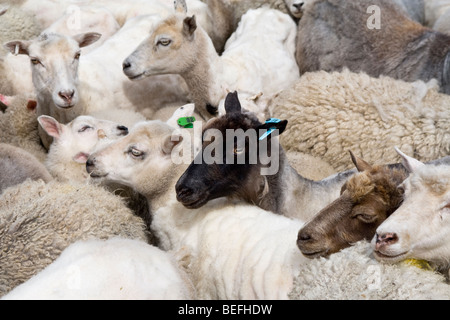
[296,0,450,94]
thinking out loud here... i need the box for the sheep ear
[224,91,241,114]
[73,32,102,48]
[162,132,183,155]
[4,40,30,56]
[349,150,372,172]
[183,16,197,39]
[38,115,64,139]
[394,147,425,173]
[174,0,188,13]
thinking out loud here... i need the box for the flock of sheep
[1,0,450,300]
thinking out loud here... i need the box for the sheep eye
[234,146,244,155]
[355,213,377,223]
[129,147,145,159]
[157,38,172,46]
[78,126,92,133]
[30,58,41,65]
[74,52,81,60]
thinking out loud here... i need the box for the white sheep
[0,143,52,194]
[0,179,149,297]
[38,104,194,183]
[290,241,450,300]
[86,120,450,300]
[4,16,190,148]
[37,114,129,182]
[4,32,102,149]
[373,149,450,275]
[1,4,121,97]
[78,14,190,118]
[2,238,195,300]
[269,69,450,172]
[123,1,299,121]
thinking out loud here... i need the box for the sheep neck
[270,150,354,222]
[180,28,225,120]
[143,162,189,214]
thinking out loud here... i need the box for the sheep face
[374,160,450,268]
[175,92,287,209]
[284,0,306,18]
[38,115,128,164]
[86,121,182,194]
[5,33,100,109]
[123,14,198,81]
[297,154,407,259]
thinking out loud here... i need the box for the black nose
[297,229,312,243]
[176,186,194,199]
[117,125,128,135]
[293,2,304,10]
[86,157,96,173]
[122,60,131,71]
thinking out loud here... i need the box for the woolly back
[269,69,450,171]
[0,180,148,296]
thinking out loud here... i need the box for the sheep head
[175,91,288,209]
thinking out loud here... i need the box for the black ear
[224,91,241,114]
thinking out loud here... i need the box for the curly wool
[289,241,450,300]
[0,180,149,297]
[0,95,46,163]
[269,69,450,172]
[0,5,42,54]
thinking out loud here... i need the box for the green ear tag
[177,116,196,128]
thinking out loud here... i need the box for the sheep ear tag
[178,116,196,128]
[258,118,287,141]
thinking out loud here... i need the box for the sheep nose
[375,232,398,251]
[293,2,304,10]
[85,157,96,173]
[297,229,313,244]
[122,60,131,71]
[58,90,75,104]
[117,125,129,135]
[176,186,194,199]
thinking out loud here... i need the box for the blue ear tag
[259,118,281,141]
